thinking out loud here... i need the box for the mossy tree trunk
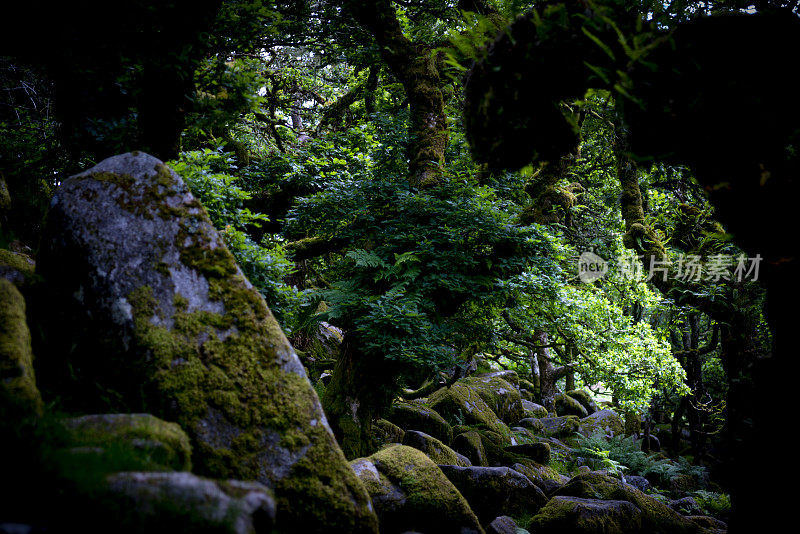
[346,0,449,188]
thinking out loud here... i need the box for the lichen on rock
[36,152,377,533]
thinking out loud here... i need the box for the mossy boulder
[388,401,453,445]
[104,471,276,534]
[0,278,43,420]
[461,374,524,424]
[518,418,545,434]
[504,442,550,465]
[36,152,377,534]
[552,472,704,533]
[486,515,521,534]
[402,430,471,466]
[372,419,405,449]
[0,249,36,287]
[579,409,625,438]
[555,393,588,418]
[350,445,484,534]
[428,383,508,435]
[61,413,193,472]
[452,430,489,467]
[567,390,599,415]
[521,400,548,419]
[540,416,581,438]
[511,462,569,495]
[474,370,520,389]
[438,465,547,525]
[528,496,643,534]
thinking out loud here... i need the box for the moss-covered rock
[428,383,508,436]
[552,472,704,533]
[518,417,545,434]
[452,430,489,467]
[579,409,625,438]
[0,278,43,420]
[540,416,581,438]
[521,399,548,419]
[504,442,550,465]
[474,370,520,389]
[388,401,453,445]
[567,390,599,415]
[0,249,36,287]
[402,430,471,466]
[528,495,643,534]
[36,152,377,534]
[461,374,524,424]
[624,410,642,437]
[555,393,588,418]
[510,462,569,495]
[104,471,276,534]
[372,418,405,449]
[61,413,192,472]
[438,465,547,525]
[350,445,484,534]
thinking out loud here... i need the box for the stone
[624,475,651,493]
[579,409,625,438]
[61,413,193,471]
[504,442,550,465]
[0,279,42,420]
[521,399,548,419]
[566,390,599,415]
[350,445,484,534]
[517,418,544,433]
[372,419,405,449]
[528,496,643,533]
[452,430,488,467]
[37,152,377,534]
[552,472,703,533]
[0,250,35,287]
[104,471,276,534]
[540,416,581,438]
[461,374,524,424]
[428,383,508,436]
[486,515,519,534]
[389,401,453,444]
[438,465,547,525]
[402,430,471,466]
[555,393,588,418]
[511,462,569,495]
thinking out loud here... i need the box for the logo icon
[578,250,608,283]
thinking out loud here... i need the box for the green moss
[461,375,524,424]
[0,249,35,277]
[452,430,487,467]
[389,401,453,444]
[0,278,42,418]
[58,157,378,533]
[428,383,509,436]
[61,413,192,471]
[366,445,484,534]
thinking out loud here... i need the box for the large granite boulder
[402,430,471,466]
[389,401,453,445]
[428,383,509,436]
[452,430,489,467]
[461,374,524,424]
[36,152,377,533]
[551,472,704,533]
[350,445,484,534]
[566,390,599,415]
[579,409,625,438]
[0,278,42,420]
[438,465,547,525]
[104,471,276,534]
[555,393,588,418]
[521,399,548,419]
[528,496,643,533]
[540,416,581,438]
[61,413,193,472]
[0,249,36,287]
